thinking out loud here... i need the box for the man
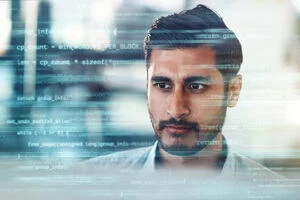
[80,4,283,180]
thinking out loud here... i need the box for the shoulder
[229,152,286,181]
[76,146,153,172]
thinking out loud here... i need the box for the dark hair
[144,4,243,79]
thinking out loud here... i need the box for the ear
[227,75,242,108]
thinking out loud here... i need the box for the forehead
[149,47,220,79]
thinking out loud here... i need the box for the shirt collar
[142,140,158,172]
[143,137,232,175]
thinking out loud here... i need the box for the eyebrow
[151,76,211,84]
[151,76,172,83]
[183,76,211,84]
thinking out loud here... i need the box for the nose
[167,87,191,120]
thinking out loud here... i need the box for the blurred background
[0,0,299,178]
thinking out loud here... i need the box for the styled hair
[144,4,243,79]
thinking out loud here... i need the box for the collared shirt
[142,139,233,177]
[80,137,285,181]
[77,137,288,199]
[144,139,228,173]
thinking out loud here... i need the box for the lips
[165,125,192,134]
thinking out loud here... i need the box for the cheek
[147,88,168,119]
[190,87,225,123]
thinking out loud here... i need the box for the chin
[159,142,200,156]
[164,130,196,145]
[158,137,200,156]
[156,131,212,156]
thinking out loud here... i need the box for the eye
[154,82,172,89]
[190,83,204,89]
[187,83,208,92]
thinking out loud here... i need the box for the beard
[149,110,227,157]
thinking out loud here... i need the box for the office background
[0,0,299,178]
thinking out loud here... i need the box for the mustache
[158,118,200,132]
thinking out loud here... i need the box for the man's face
[147,47,228,156]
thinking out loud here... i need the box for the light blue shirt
[80,139,285,181]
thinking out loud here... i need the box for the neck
[158,133,224,170]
